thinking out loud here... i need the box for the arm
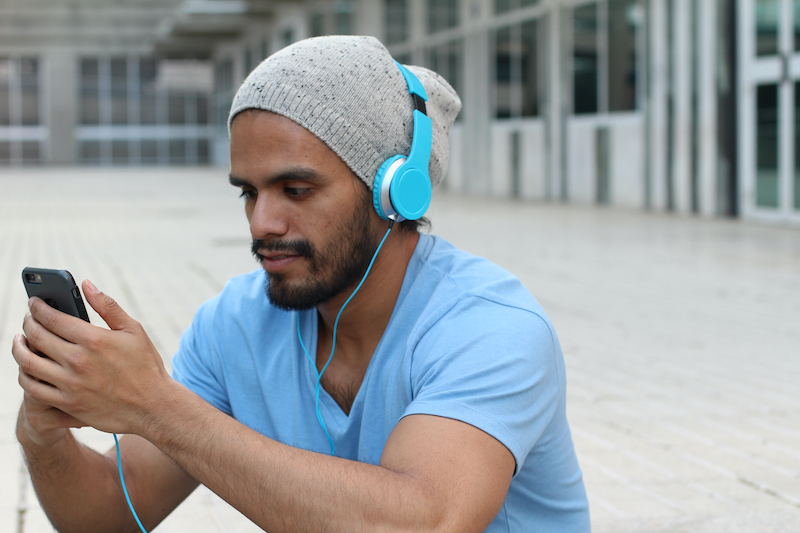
[16,403,197,533]
[140,387,514,533]
[17,282,515,533]
[13,286,198,533]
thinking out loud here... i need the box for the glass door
[740,0,800,221]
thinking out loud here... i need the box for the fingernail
[84,279,100,294]
[28,297,34,310]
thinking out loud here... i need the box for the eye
[284,187,310,198]
[238,188,256,200]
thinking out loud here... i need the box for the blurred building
[0,0,797,225]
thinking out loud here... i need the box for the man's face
[229,110,383,310]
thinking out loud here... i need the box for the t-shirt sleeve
[402,296,563,475]
[170,295,233,416]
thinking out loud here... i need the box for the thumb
[82,279,137,332]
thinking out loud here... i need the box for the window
[573,4,599,114]
[77,56,213,165]
[168,93,186,125]
[427,40,463,117]
[310,12,326,37]
[495,0,539,15]
[795,0,800,51]
[608,0,640,112]
[215,59,234,128]
[494,20,539,118]
[261,38,270,61]
[572,0,641,115]
[0,56,44,165]
[756,84,779,207]
[19,58,40,126]
[334,0,355,35]
[80,59,101,125]
[280,28,295,49]
[428,0,459,33]
[385,0,409,44]
[244,47,253,76]
[140,59,158,125]
[756,0,779,56]
[0,58,11,126]
[395,52,412,66]
[110,58,128,125]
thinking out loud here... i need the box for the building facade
[1,0,799,225]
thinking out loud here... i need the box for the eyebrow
[229,167,323,189]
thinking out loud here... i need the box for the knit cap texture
[228,35,461,190]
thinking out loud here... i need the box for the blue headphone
[372,61,433,222]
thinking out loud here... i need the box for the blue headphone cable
[298,221,394,456]
[114,433,148,533]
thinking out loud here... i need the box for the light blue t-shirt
[172,234,590,532]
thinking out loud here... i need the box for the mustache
[251,238,315,261]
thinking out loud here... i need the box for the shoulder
[183,268,294,347]
[213,268,270,310]
[195,268,272,318]
[399,235,563,388]
[409,234,549,326]
[403,235,565,398]
[171,268,293,412]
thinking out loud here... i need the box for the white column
[547,2,563,201]
[697,0,719,216]
[647,0,668,210]
[462,3,492,195]
[671,0,693,212]
[408,0,426,65]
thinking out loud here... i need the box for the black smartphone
[22,267,90,323]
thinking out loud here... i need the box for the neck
[315,228,419,367]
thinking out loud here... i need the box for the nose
[248,192,289,240]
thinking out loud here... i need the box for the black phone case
[22,267,90,322]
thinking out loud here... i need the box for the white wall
[566,117,598,204]
[609,114,645,208]
[566,114,645,208]
[490,125,514,197]
[444,124,464,192]
[519,122,548,200]
[489,120,548,200]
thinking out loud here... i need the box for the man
[13,36,590,532]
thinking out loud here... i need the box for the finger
[21,396,86,448]
[25,398,86,430]
[82,279,138,333]
[22,310,77,365]
[12,333,67,387]
[27,296,92,345]
[18,367,67,409]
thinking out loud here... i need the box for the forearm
[17,407,136,533]
[145,383,445,533]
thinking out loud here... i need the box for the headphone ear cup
[390,164,432,221]
[373,154,405,220]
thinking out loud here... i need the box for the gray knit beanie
[228,35,461,190]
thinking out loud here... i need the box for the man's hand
[13,279,171,437]
[15,387,85,448]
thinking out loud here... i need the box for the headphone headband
[372,62,433,222]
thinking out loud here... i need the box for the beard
[251,195,379,311]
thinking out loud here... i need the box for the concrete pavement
[1,167,798,532]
